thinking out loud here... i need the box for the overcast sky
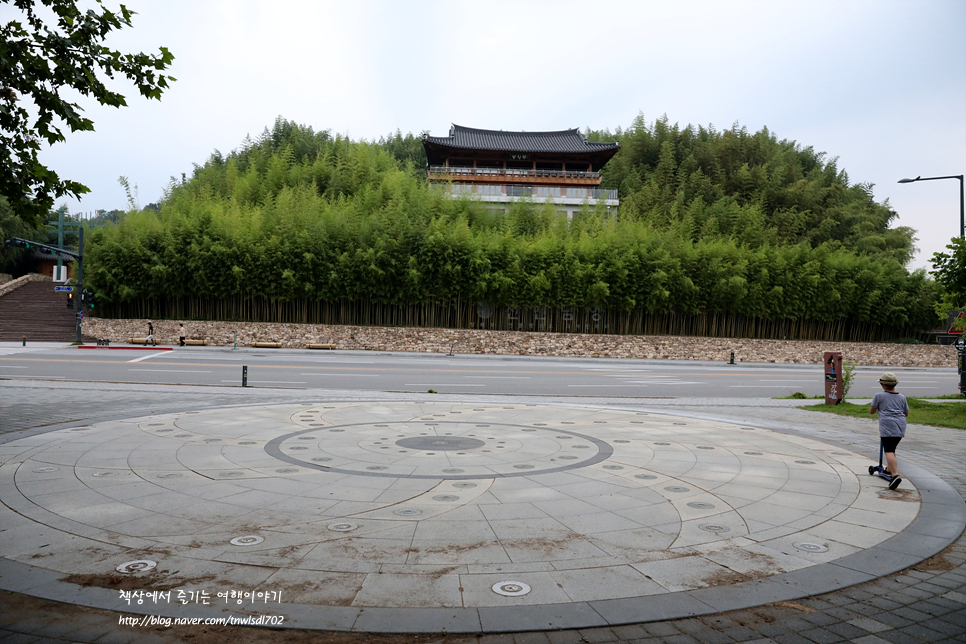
[17,0,966,270]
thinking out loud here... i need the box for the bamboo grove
[83,117,937,341]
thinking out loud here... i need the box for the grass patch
[800,397,966,430]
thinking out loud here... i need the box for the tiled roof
[423,125,619,154]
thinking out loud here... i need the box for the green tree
[931,237,966,328]
[0,0,175,226]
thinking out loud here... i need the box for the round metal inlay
[696,446,714,450]
[442,468,464,474]
[220,471,243,477]
[512,464,535,470]
[795,460,816,464]
[573,445,590,449]
[614,439,630,443]
[288,446,308,451]
[156,429,172,432]
[794,542,829,553]
[366,466,388,471]
[521,429,536,432]
[655,442,671,446]
[32,467,59,473]
[275,468,298,473]
[396,436,485,451]
[433,494,459,502]
[603,465,624,470]
[832,452,850,456]
[311,457,332,462]
[175,434,191,438]
[329,429,344,432]
[688,502,716,509]
[238,441,256,445]
[92,472,116,477]
[298,436,315,440]
[635,474,657,479]
[453,482,477,489]
[230,535,264,546]
[157,473,181,479]
[203,439,221,443]
[533,423,546,426]
[699,524,730,533]
[393,508,422,516]
[116,560,157,574]
[665,486,690,493]
[744,451,762,455]
[492,581,531,597]
[327,522,358,532]
[559,455,578,460]
[148,423,164,426]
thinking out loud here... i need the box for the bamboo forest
[80,116,937,341]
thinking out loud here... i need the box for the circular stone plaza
[0,399,963,635]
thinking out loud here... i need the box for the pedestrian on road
[179,323,185,347]
[869,372,909,479]
[147,321,156,346]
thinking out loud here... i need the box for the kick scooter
[868,439,902,490]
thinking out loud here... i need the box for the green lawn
[800,397,966,430]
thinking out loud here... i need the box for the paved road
[0,343,959,398]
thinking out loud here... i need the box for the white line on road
[127,352,171,363]
[1,375,65,379]
[464,376,532,379]
[405,384,486,387]
[300,373,379,377]
[730,385,810,388]
[220,380,306,384]
[0,365,26,368]
[129,369,212,373]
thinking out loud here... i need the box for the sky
[12,0,966,270]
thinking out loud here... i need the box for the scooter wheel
[868,465,876,475]
[889,477,902,491]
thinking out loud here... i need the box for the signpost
[956,337,966,397]
[54,286,73,292]
[824,351,843,405]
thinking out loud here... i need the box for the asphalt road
[0,343,958,398]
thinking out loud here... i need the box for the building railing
[429,165,601,181]
[436,183,618,201]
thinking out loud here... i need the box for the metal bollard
[728,351,735,365]
[22,334,26,347]
[242,365,248,387]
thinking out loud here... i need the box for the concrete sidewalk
[0,380,964,643]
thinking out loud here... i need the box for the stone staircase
[0,280,95,343]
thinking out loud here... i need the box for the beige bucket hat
[878,372,898,386]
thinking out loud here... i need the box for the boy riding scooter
[868,372,908,490]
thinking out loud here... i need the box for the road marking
[895,386,939,389]
[0,366,26,368]
[568,384,639,387]
[129,369,212,373]
[405,384,485,387]
[0,375,65,379]
[128,352,171,363]
[730,385,812,388]
[220,380,306,384]
[300,373,379,377]
[464,376,531,379]
[623,380,704,385]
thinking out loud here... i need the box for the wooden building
[422,125,620,218]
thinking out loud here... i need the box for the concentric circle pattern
[0,402,921,610]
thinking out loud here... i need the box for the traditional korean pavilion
[422,125,620,218]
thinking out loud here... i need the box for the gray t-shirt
[871,391,908,437]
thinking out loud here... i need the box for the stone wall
[0,273,51,298]
[82,317,957,368]
[0,273,12,285]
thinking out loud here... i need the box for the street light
[898,174,965,238]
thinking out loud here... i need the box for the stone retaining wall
[82,317,957,368]
[0,273,51,298]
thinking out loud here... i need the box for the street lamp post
[898,174,965,238]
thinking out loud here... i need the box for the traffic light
[4,238,30,249]
[88,292,95,309]
[81,289,95,310]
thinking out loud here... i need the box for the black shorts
[881,436,902,453]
